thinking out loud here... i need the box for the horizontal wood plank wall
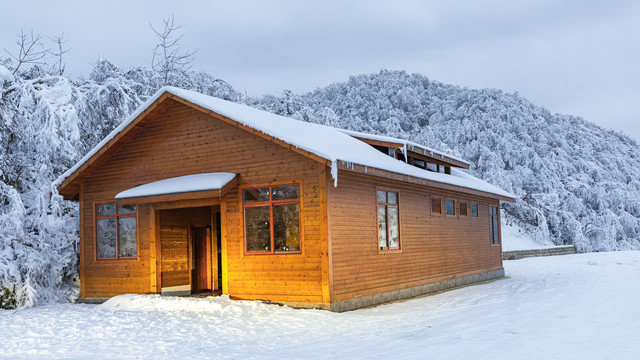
[328,170,502,302]
[81,100,325,303]
[159,207,211,288]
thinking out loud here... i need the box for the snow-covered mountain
[0,61,638,308]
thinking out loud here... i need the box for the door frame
[151,199,226,296]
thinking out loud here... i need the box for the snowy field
[1,251,639,360]
[501,223,556,251]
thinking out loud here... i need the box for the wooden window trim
[242,183,302,256]
[431,197,442,216]
[459,201,468,217]
[377,187,401,253]
[94,201,139,261]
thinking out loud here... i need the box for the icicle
[331,159,338,187]
[401,143,408,163]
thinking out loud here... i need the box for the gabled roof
[55,87,516,201]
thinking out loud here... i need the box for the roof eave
[336,162,516,202]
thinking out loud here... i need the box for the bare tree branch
[48,33,70,76]
[150,15,198,85]
[4,29,49,75]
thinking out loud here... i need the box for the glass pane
[438,165,445,173]
[97,218,116,258]
[244,188,269,203]
[117,204,136,214]
[413,159,425,169]
[378,206,387,247]
[471,203,478,217]
[118,217,137,257]
[272,185,299,201]
[388,207,399,248]
[97,203,115,216]
[377,190,386,204]
[273,203,300,252]
[245,206,271,252]
[387,192,397,204]
[446,200,455,215]
[426,163,437,172]
[492,216,499,244]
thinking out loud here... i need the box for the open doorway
[159,205,222,296]
[191,226,211,293]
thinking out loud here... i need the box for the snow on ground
[1,251,639,360]
[501,223,556,251]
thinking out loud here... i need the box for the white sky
[2,0,639,140]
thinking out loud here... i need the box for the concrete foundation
[329,268,506,312]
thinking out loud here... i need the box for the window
[426,162,437,172]
[446,199,456,216]
[377,190,399,250]
[489,206,499,244]
[459,202,468,216]
[96,203,137,259]
[243,185,300,254]
[412,159,425,169]
[431,197,441,214]
[471,203,478,217]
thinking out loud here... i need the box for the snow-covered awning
[115,172,237,201]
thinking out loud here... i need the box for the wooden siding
[328,170,503,302]
[80,100,327,303]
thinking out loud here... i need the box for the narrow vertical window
[243,184,300,254]
[471,203,478,217]
[96,203,137,259]
[431,197,441,214]
[377,190,399,250]
[459,202,468,216]
[489,206,499,244]
[446,199,456,216]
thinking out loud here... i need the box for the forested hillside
[251,71,640,253]
[1,60,638,309]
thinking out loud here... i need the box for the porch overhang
[115,172,238,204]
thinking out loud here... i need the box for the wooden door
[192,227,212,292]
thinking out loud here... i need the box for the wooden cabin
[56,87,515,312]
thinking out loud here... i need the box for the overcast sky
[2,1,639,140]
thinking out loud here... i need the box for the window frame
[242,183,302,256]
[431,197,442,216]
[94,201,138,260]
[377,188,401,253]
[470,203,479,218]
[459,201,468,217]
[489,205,500,245]
[445,199,456,216]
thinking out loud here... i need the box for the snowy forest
[1,28,640,309]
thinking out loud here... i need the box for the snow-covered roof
[56,86,515,200]
[335,128,470,166]
[115,173,236,199]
